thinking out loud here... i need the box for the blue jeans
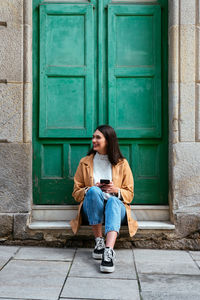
[82,186,127,235]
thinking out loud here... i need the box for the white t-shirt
[93,152,112,200]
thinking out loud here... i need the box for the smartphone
[100,179,110,184]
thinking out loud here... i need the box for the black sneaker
[100,247,116,273]
[92,237,105,259]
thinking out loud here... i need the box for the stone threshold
[31,204,171,221]
[28,205,175,231]
[28,220,175,230]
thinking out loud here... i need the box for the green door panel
[108,5,161,138]
[39,4,94,138]
[33,0,168,205]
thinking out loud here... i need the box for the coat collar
[81,153,124,187]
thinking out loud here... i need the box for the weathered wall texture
[0,0,32,241]
[0,0,199,249]
[168,0,200,245]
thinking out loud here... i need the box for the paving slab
[61,277,140,300]
[0,260,70,300]
[141,291,200,300]
[0,246,19,270]
[139,274,200,294]
[69,248,137,279]
[14,246,75,261]
[189,251,200,261]
[133,249,200,275]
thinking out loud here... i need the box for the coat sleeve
[120,159,134,205]
[72,160,87,203]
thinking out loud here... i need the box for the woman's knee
[85,186,103,206]
[86,185,102,196]
[106,196,121,208]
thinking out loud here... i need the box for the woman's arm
[72,161,88,203]
[120,159,134,205]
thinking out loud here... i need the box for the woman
[70,125,138,273]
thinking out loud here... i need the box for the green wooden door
[33,0,168,205]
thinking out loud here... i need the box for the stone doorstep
[31,204,171,221]
[28,204,175,232]
[28,220,175,231]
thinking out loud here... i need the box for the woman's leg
[104,196,127,248]
[82,186,105,238]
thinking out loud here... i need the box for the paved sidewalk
[0,245,200,300]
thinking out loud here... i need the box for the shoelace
[95,237,105,250]
[103,248,116,262]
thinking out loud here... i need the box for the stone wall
[0,0,32,241]
[168,0,200,245]
[0,0,199,249]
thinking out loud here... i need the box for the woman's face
[92,130,107,154]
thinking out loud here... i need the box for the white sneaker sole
[100,265,115,273]
[92,252,103,260]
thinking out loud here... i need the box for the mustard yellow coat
[70,153,139,237]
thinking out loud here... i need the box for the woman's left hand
[101,181,119,195]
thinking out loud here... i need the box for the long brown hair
[87,125,124,165]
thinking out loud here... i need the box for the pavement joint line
[59,298,118,300]
[59,298,120,300]
[131,247,143,300]
[68,275,139,280]
[187,250,200,269]
[12,258,74,262]
[0,298,43,300]
[57,247,78,300]
[137,273,200,277]
[0,246,21,272]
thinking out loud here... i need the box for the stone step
[28,220,175,231]
[31,204,171,221]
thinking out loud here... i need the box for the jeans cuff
[89,216,104,226]
[105,226,120,236]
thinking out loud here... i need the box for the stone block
[197,30,200,81]
[168,0,179,28]
[168,82,179,144]
[196,84,200,141]
[23,82,32,143]
[23,0,32,26]
[23,24,32,84]
[0,144,32,213]
[0,0,23,82]
[0,214,13,238]
[174,213,200,238]
[168,26,179,83]
[0,1,23,24]
[172,143,200,211]
[0,83,23,142]
[180,25,195,83]
[180,0,196,25]
[14,214,43,240]
[179,83,195,141]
